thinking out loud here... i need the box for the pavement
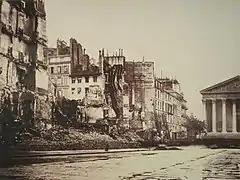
[12,148,149,157]
[0,145,233,180]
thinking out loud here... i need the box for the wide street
[0,146,240,180]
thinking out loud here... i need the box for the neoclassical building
[200,75,240,134]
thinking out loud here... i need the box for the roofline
[200,75,240,94]
[70,72,101,77]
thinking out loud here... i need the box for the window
[71,88,75,94]
[103,110,109,118]
[51,77,55,83]
[85,87,89,94]
[58,90,62,96]
[72,78,76,83]
[54,67,57,74]
[57,66,61,73]
[63,76,68,85]
[93,76,97,82]
[77,88,81,94]
[50,67,54,74]
[57,77,61,86]
[61,77,63,85]
[85,76,89,83]
[64,66,69,73]
[77,78,81,83]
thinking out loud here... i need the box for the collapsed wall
[103,60,124,123]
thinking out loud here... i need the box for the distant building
[46,39,71,98]
[155,78,188,139]
[200,75,240,134]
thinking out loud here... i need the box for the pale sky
[45,0,240,119]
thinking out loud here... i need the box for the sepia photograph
[0,0,239,179]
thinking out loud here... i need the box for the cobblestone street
[1,146,240,179]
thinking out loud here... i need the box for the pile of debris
[15,125,142,151]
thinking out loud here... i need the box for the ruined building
[102,49,130,126]
[125,60,155,130]
[125,60,188,137]
[0,0,50,127]
[46,38,130,126]
[69,39,105,123]
[46,39,105,123]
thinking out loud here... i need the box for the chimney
[102,48,104,56]
[99,50,101,57]
[121,49,123,56]
[107,49,109,56]
[83,48,86,55]
[119,49,121,56]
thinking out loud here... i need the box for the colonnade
[202,99,237,133]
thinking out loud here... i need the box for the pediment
[200,75,240,94]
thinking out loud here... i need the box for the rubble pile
[35,95,52,122]
[121,131,144,142]
[16,125,142,151]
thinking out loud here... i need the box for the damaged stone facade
[125,61,155,130]
[69,39,106,123]
[125,60,189,137]
[0,0,50,125]
[102,49,129,125]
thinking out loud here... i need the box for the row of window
[72,76,97,84]
[134,63,152,67]
[71,87,89,95]
[50,66,69,74]
[156,90,172,101]
[155,100,177,114]
[51,76,69,86]
[155,81,162,89]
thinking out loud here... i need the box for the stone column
[222,99,227,133]
[202,99,207,128]
[232,100,237,133]
[212,99,217,133]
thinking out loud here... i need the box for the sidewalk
[12,148,149,158]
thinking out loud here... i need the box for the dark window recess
[85,87,89,94]
[77,88,81,94]
[85,76,89,83]
[50,67,54,74]
[103,110,109,118]
[77,78,81,83]
[71,88,75,94]
[93,76,97,82]
[18,52,24,62]
[72,78,76,83]
[64,66,69,73]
